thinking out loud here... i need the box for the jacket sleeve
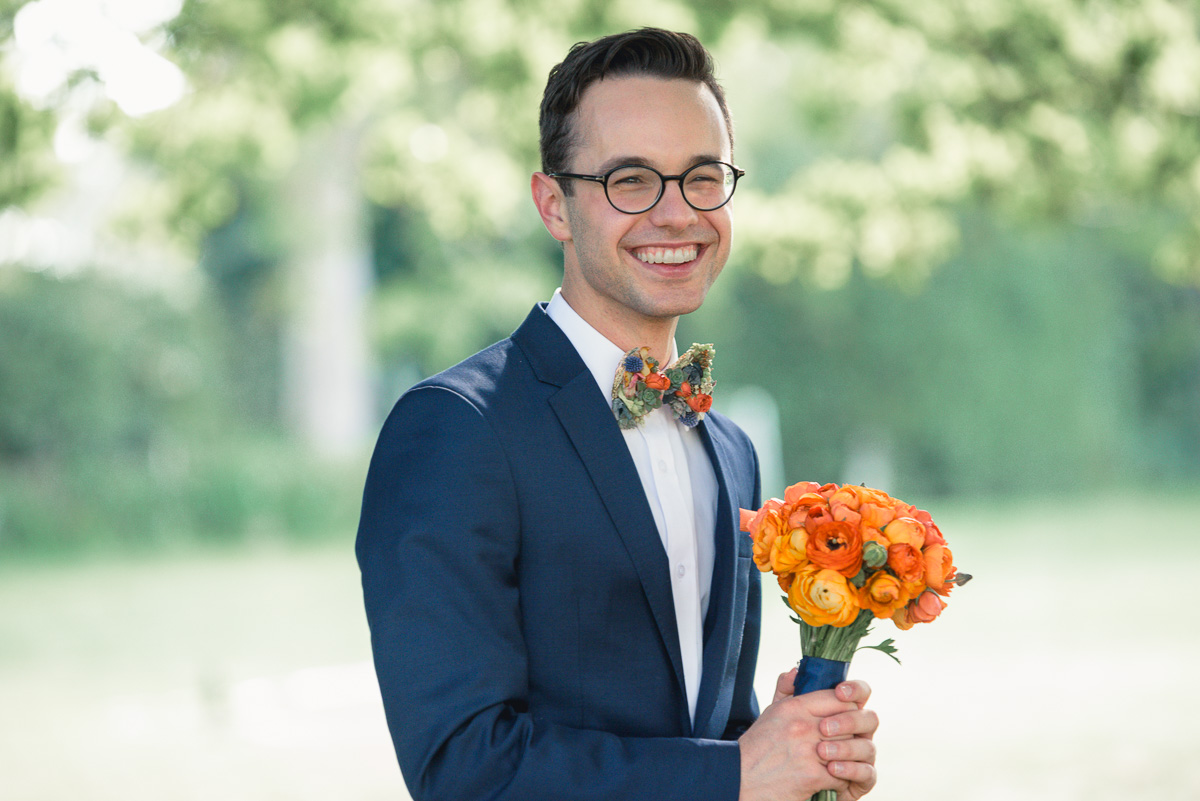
[356,385,743,801]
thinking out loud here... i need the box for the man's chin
[632,292,710,321]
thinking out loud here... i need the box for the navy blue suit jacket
[357,304,763,800]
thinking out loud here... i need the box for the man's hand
[738,671,878,801]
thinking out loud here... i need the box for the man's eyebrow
[594,155,652,173]
[593,154,726,174]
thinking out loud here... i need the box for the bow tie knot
[611,344,715,430]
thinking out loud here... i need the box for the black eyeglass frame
[547,161,746,214]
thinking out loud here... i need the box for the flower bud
[863,540,888,569]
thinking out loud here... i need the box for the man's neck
[558,292,678,365]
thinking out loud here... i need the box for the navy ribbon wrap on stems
[793,655,850,696]
[794,656,851,801]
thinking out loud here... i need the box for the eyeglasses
[548,161,746,214]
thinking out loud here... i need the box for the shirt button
[676,564,686,578]
[657,459,669,473]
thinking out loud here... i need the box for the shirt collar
[546,288,678,403]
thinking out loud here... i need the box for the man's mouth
[632,245,700,265]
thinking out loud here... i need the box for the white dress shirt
[546,289,718,723]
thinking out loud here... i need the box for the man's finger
[817,735,877,765]
[835,679,872,705]
[819,708,880,740]
[772,668,798,702]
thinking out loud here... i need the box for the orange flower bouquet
[740,481,970,801]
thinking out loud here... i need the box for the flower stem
[800,610,875,661]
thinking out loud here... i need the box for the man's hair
[538,28,733,188]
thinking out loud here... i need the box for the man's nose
[647,178,699,228]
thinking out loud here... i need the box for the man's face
[551,75,734,338]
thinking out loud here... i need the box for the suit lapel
[691,418,750,740]
[514,307,690,728]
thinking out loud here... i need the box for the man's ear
[531,172,572,243]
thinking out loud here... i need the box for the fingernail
[823,742,839,759]
[824,719,840,736]
[831,762,847,777]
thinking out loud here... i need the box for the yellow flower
[858,571,910,619]
[788,567,860,627]
[882,516,927,549]
[772,529,809,575]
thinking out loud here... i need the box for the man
[357,28,879,800]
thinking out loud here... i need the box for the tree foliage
[1,0,1198,533]
[723,0,1200,286]
[7,0,1200,282]
[0,268,360,553]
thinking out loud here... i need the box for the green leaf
[858,638,902,665]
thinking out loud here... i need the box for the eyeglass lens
[605,162,737,213]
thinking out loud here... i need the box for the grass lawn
[2,494,1198,800]
[0,540,405,801]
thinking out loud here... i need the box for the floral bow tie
[611,343,715,430]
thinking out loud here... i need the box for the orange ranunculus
[782,484,826,529]
[891,502,918,530]
[830,499,863,529]
[909,590,947,624]
[858,571,911,619]
[740,499,782,535]
[806,520,863,577]
[777,572,795,593]
[887,542,925,590]
[923,545,955,595]
[802,504,835,535]
[686,393,713,413]
[788,567,860,627]
[791,493,827,509]
[882,517,927,549]
[772,529,809,575]
[786,505,810,530]
[912,508,946,546]
[783,482,823,504]
[891,603,915,631]
[828,485,863,511]
[858,486,895,506]
[675,381,693,399]
[742,500,785,571]
[861,526,888,549]
[644,372,671,391]
[860,501,897,531]
[747,511,786,573]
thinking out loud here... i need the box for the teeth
[635,246,698,264]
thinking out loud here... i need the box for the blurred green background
[2,0,1199,799]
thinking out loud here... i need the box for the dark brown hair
[538,28,733,187]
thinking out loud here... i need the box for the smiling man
[357,28,879,801]
[534,75,732,356]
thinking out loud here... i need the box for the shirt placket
[643,410,702,721]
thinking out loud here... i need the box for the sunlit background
[2,0,1199,799]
